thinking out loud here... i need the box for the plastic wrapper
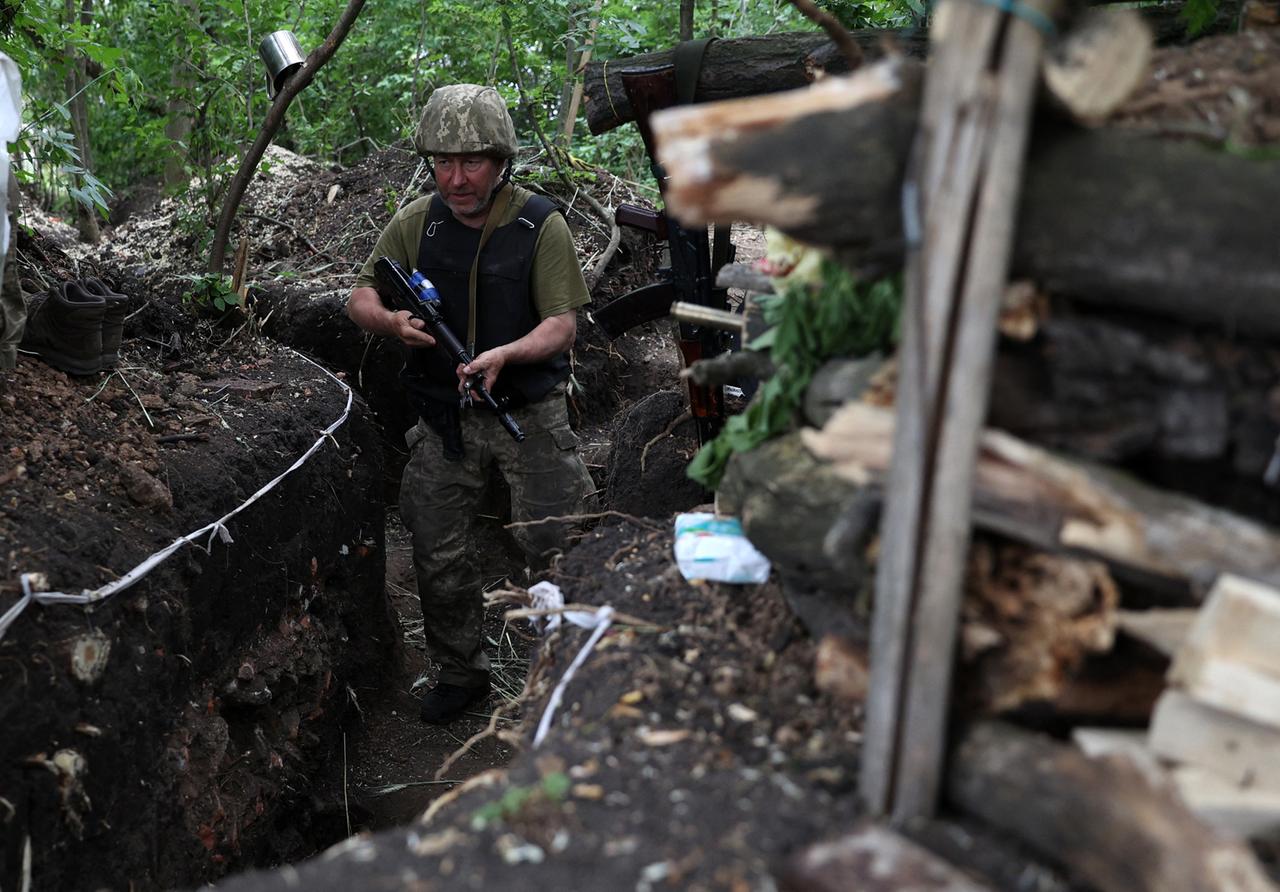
[674,513,771,584]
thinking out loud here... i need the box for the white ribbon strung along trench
[532,604,615,749]
[0,351,353,642]
[527,580,616,749]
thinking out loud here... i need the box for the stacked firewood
[587,11,1280,892]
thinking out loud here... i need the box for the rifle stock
[615,61,735,446]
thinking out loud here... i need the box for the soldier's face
[434,154,505,226]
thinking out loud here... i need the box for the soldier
[347,84,595,724]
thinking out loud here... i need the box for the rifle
[592,59,735,445]
[374,256,526,443]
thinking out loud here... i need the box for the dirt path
[342,511,527,832]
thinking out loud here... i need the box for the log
[1170,575,1280,727]
[948,721,1278,892]
[581,31,927,135]
[802,403,1280,599]
[1041,8,1153,122]
[718,433,1153,723]
[651,61,1280,338]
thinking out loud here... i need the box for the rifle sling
[673,38,716,105]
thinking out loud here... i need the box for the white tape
[532,604,614,749]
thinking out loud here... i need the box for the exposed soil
[2,132,704,890]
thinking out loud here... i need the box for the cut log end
[1043,8,1154,123]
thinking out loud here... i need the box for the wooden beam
[859,0,1062,822]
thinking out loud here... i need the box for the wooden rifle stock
[619,63,729,447]
[615,203,668,240]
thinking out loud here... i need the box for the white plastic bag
[674,513,771,584]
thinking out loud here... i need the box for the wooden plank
[1174,574,1280,676]
[855,0,1064,822]
[1150,690,1280,790]
[1172,765,1280,841]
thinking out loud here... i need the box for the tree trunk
[582,31,926,134]
[65,0,99,244]
[559,0,603,148]
[680,0,695,40]
[164,0,198,188]
[208,0,367,274]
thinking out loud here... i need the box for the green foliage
[1179,0,1220,35]
[687,260,901,489]
[819,0,926,29]
[470,771,571,830]
[180,272,240,314]
[6,0,921,225]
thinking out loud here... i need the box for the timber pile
[599,12,1280,892]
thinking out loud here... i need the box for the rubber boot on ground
[81,277,129,367]
[19,280,105,375]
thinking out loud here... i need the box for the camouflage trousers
[399,383,596,687]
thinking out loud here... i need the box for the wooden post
[861,0,1061,822]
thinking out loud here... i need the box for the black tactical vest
[400,191,568,410]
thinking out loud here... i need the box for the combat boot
[20,280,106,375]
[81,277,129,367]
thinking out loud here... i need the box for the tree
[208,0,369,273]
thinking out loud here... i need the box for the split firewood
[1168,575,1280,727]
[1150,689,1280,792]
[948,721,1279,892]
[650,60,1280,338]
[1170,765,1280,841]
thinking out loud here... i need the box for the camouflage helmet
[413,84,518,159]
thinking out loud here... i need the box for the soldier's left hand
[458,347,506,395]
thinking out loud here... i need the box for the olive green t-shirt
[354,184,590,319]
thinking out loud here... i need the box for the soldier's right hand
[391,310,437,349]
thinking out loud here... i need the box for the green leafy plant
[179,272,240,314]
[687,259,901,489]
[470,771,571,831]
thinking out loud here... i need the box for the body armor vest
[400,192,568,410]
